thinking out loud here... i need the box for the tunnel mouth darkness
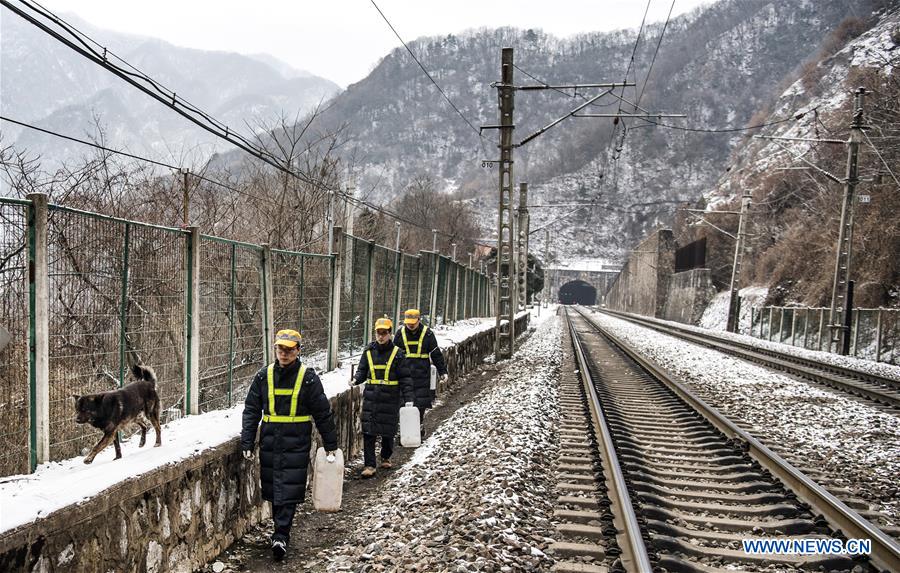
[558,280,597,305]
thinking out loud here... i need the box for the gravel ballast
[317,316,563,572]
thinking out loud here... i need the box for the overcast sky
[36,0,713,87]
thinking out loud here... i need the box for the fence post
[429,253,439,326]
[817,309,825,351]
[768,307,774,341]
[261,244,275,365]
[790,309,797,347]
[415,252,425,313]
[875,308,883,363]
[394,250,403,331]
[462,267,469,319]
[185,226,201,415]
[441,258,451,325]
[364,241,375,336]
[852,309,860,357]
[118,223,131,385]
[327,227,344,371]
[453,263,461,323]
[26,192,49,471]
[779,307,785,343]
[227,243,236,406]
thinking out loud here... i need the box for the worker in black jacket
[353,317,414,478]
[241,329,338,561]
[394,308,447,437]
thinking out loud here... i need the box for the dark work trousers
[270,502,297,543]
[363,433,394,467]
[418,406,428,437]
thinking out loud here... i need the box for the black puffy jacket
[393,325,447,409]
[353,341,414,435]
[241,359,338,505]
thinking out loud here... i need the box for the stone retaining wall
[661,269,716,325]
[0,313,529,573]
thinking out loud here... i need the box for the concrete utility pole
[725,190,752,333]
[828,87,866,354]
[517,182,529,310]
[482,50,645,358]
[493,47,517,360]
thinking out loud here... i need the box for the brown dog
[73,364,162,464]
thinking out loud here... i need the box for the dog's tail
[132,363,157,386]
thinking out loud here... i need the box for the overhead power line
[635,0,676,109]
[368,0,484,141]
[2,0,329,190]
[0,115,272,203]
[2,0,490,248]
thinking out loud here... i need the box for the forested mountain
[270,0,889,258]
[693,7,900,307]
[1,12,340,164]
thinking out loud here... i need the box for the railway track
[592,307,900,411]
[556,307,900,572]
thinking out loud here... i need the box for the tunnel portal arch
[558,280,597,305]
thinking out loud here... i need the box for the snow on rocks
[319,316,562,572]
[589,310,900,525]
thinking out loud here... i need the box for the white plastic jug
[312,447,344,512]
[400,405,421,447]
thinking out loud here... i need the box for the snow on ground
[318,315,562,572]
[589,310,900,523]
[699,286,769,333]
[0,315,528,536]
[0,404,244,533]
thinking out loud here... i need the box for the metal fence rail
[750,306,899,365]
[0,196,493,477]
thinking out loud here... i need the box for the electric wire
[0,115,273,204]
[862,129,900,189]
[635,0,676,109]
[368,0,484,142]
[3,0,490,247]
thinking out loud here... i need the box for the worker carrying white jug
[354,317,414,478]
[241,329,339,562]
[394,308,448,438]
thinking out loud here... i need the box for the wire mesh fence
[399,253,419,313]
[0,200,29,476]
[271,250,332,372]
[750,306,899,364]
[197,239,267,413]
[372,245,398,325]
[339,236,370,359]
[418,252,436,322]
[0,198,493,477]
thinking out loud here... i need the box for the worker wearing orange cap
[394,308,447,438]
[353,317,414,478]
[241,329,338,561]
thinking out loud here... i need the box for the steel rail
[598,307,900,408]
[565,308,653,572]
[575,306,900,572]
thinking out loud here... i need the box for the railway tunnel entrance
[558,280,596,305]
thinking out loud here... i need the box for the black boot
[272,539,287,561]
